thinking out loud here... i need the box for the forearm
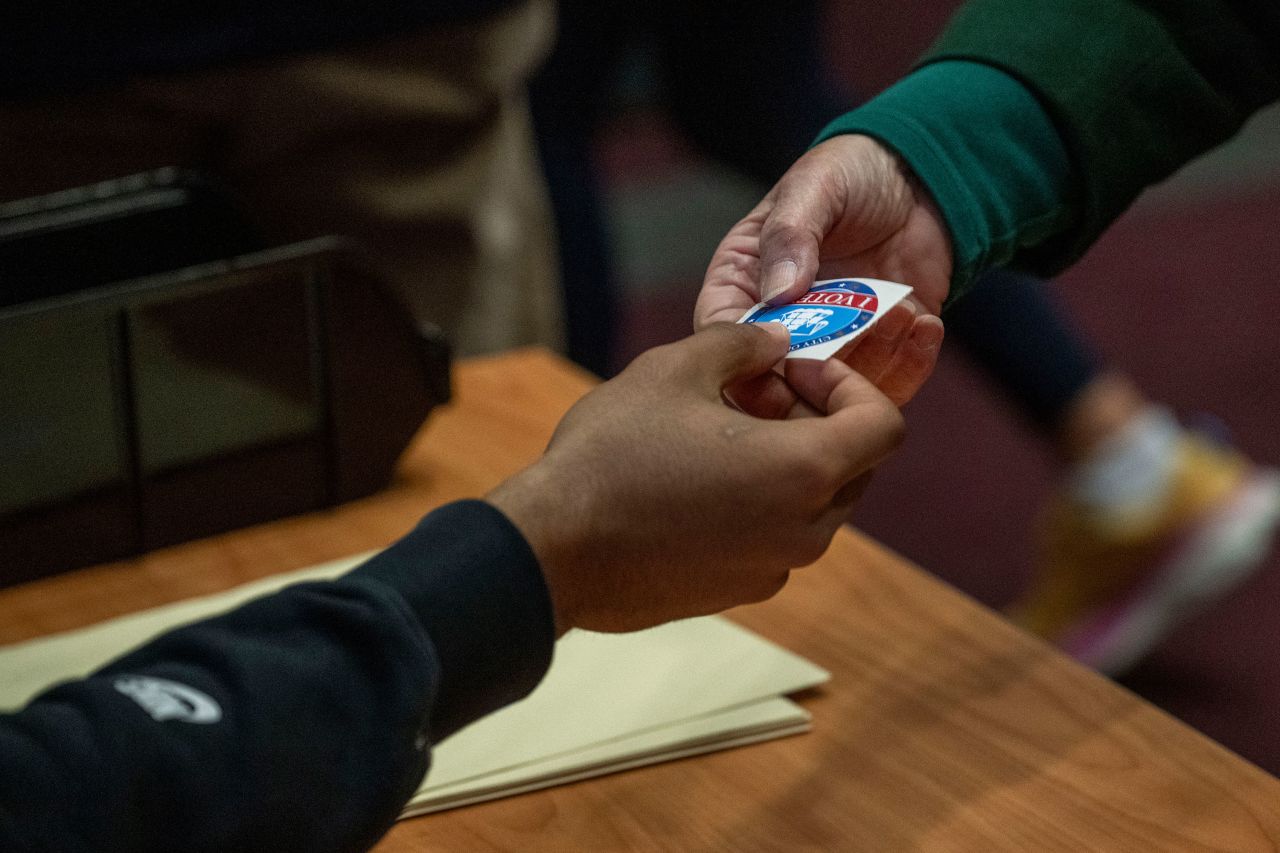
[0,500,554,853]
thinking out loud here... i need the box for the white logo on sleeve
[113,676,223,724]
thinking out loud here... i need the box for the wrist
[486,464,582,637]
[351,500,556,736]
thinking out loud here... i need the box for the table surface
[3,348,1279,851]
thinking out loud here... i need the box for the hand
[695,134,952,406]
[487,323,905,634]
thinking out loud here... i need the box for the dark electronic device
[0,172,450,587]
[0,167,263,309]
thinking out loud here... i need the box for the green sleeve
[814,61,1075,299]
[817,0,1280,297]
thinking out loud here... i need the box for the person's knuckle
[746,570,790,604]
[796,528,834,566]
[765,217,807,249]
[626,345,676,383]
[709,320,752,342]
[783,453,831,493]
[634,343,675,371]
[834,472,872,506]
[718,323,768,363]
[762,526,825,572]
[846,397,904,449]
[881,405,907,449]
[714,245,759,280]
[820,452,853,490]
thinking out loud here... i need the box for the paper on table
[408,696,810,816]
[421,616,827,793]
[0,554,829,816]
[0,553,371,711]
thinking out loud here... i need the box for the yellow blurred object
[1011,436,1280,674]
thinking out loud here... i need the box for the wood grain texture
[2,348,1278,851]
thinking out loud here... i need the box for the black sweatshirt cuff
[352,500,556,740]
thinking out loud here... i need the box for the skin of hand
[694,134,953,407]
[487,322,908,635]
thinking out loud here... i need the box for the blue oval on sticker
[742,280,880,352]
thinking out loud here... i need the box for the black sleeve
[0,499,555,853]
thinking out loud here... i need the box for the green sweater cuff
[813,60,1076,301]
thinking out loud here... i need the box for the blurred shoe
[1011,435,1280,674]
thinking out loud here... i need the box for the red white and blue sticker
[737,278,913,360]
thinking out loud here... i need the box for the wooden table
[3,349,1279,851]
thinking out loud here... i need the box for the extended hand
[488,323,905,634]
[695,134,953,406]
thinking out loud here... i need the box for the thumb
[677,322,791,396]
[758,166,836,305]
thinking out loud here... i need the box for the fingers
[785,307,940,411]
[832,471,874,508]
[672,322,791,397]
[805,366,906,473]
[743,312,932,500]
[761,355,904,489]
[725,370,821,421]
[695,209,768,330]
[841,301,917,385]
[838,306,943,407]
[694,268,762,329]
[782,357,858,414]
[874,315,944,407]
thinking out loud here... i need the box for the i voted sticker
[738,278,913,360]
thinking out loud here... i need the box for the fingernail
[759,321,792,344]
[761,260,799,304]
[912,319,945,352]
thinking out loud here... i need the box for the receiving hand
[488,322,905,634]
[695,134,952,406]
